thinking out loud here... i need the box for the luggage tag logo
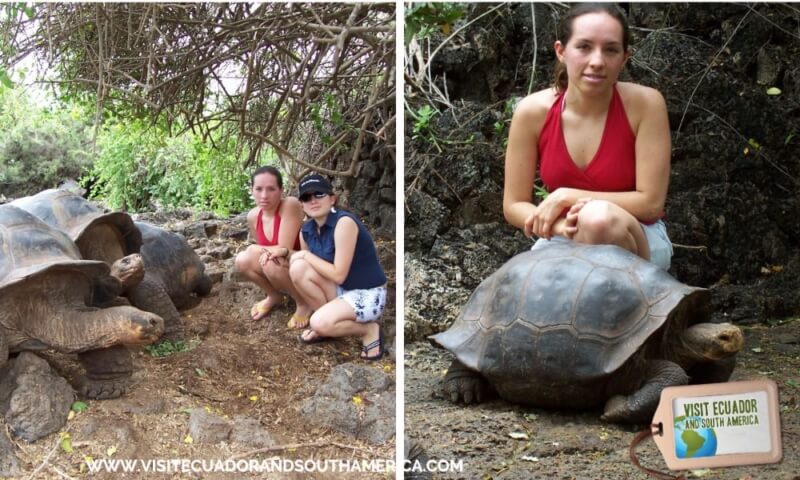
[649,380,782,470]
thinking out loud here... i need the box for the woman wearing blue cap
[289,173,388,360]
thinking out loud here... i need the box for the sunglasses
[299,191,329,202]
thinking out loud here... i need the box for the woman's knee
[288,258,310,281]
[309,313,333,334]
[576,200,618,243]
[234,250,254,272]
[235,245,261,271]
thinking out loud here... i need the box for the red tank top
[538,86,636,194]
[256,202,301,250]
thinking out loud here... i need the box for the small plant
[145,339,193,357]
[405,3,466,45]
[411,104,438,140]
[493,120,504,137]
[534,185,549,201]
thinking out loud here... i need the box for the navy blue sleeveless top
[301,209,387,290]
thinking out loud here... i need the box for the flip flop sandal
[287,314,310,329]
[298,329,329,345]
[250,297,286,321]
[361,330,384,361]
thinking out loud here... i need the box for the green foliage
[309,92,353,149]
[145,339,193,357]
[89,118,252,215]
[71,401,89,412]
[411,104,438,140]
[0,85,93,197]
[405,3,466,45]
[534,185,549,201]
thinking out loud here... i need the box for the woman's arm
[503,93,550,236]
[290,216,358,285]
[275,196,304,253]
[246,207,259,242]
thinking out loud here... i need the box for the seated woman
[503,3,673,269]
[234,166,311,327]
[288,174,387,361]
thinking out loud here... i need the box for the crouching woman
[289,174,387,360]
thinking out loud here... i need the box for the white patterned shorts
[336,285,387,323]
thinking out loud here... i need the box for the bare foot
[287,305,313,329]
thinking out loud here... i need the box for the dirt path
[405,321,800,479]
[7,230,396,479]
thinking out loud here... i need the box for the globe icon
[674,416,718,458]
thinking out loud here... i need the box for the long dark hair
[250,165,283,189]
[553,3,631,92]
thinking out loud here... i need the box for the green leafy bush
[0,85,93,197]
[89,117,254,215]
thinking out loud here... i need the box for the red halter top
[538,86,636,194]
[256,201,301,250]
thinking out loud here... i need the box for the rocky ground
[405,320,800,479]
[0,209,396,479]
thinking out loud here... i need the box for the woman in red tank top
[234,166,310,326]
[503,4,672,268]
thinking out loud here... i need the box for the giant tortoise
[132,221,213,339]
[12,190,211,339]
[431,241,744,423]
[0,205,164,399]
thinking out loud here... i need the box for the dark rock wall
[335,111,396,240]
[405,3,800,340]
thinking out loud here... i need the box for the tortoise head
[679,322,744,361]
[111,306,164,345]
[110,254,145,289]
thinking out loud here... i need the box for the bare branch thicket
[6,2,396,182]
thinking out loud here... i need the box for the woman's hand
[563,197,593,239]
[259,247,290,266]
[524,188,572,239]
[290,250,308,265]
[258,248,272,266]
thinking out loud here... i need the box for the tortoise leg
[77,345,133,400]
[194,274,213,297]
[687,356,737,384]
[602,360,688,423]
[443,359,492,405]
[404,435,433,480]
[128,275,184,341]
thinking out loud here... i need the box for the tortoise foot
[443,359,489,405]
[160,323,186,342]
[77,345,133,399]
[79,377,130,399]
[601,395,630,422]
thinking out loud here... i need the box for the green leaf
[0,69,13,88]
[766,87,782,96]
[786,379,799,388]
[71,401,89,413]
[59,432,73,453]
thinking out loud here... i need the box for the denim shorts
[336,285,387,323]
[531,219,673,270]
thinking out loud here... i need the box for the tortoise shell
[0,204,107,292]
[135,221,208,303]
[431,242,708,391]
[11,189,142,258]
